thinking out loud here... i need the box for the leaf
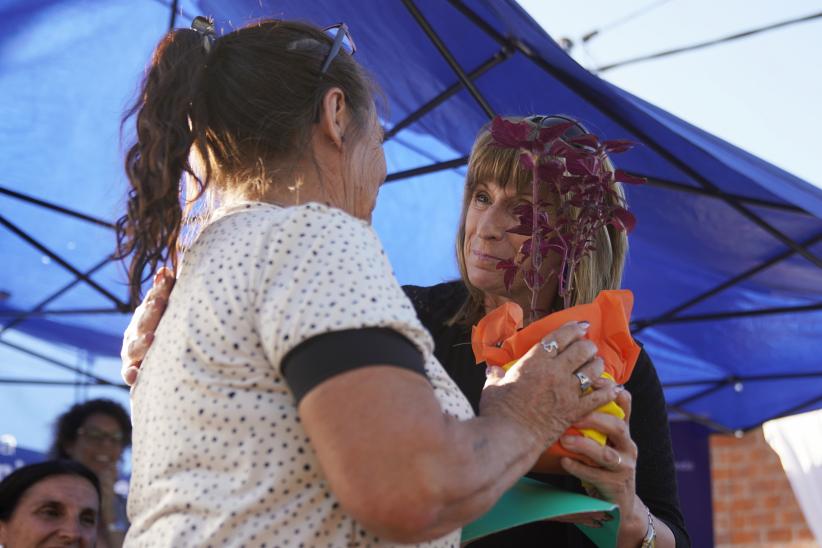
[519,238,532,256]
[496,258,519,292]
[610,207,637,232]
[507,224,533,236]
[567,134,599,149]
[536,160,565,183]
[614,169,646,185]
[512,203,533,218]
[602,139,635,153]
[503,267,517,291]
[565,156,596,176]
[519,152,535,171]
[490,116,531,148]
[536,121,576,144]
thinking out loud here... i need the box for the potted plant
[471,115,645,473]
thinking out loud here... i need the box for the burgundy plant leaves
[487,115,640,314]
[491,116,532,148]
[496,258,519,292]
[614,169,647,185]
[610,207,637,233]
[537,121,577,145]
[602,140,635,153]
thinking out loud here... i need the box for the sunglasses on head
[319,23,356,75]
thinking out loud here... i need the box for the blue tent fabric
[1,0,821,446]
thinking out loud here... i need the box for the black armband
[282,328,427,403]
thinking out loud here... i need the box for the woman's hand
[480,322,620,452]
[120,267,174,385]
[558,389,672,547]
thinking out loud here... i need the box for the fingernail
[560,435,576,446]
[154,270,164,284]
[485,366,492,377]
[579,321,590,332]
[614,385,625,394]
[143,332,154,343]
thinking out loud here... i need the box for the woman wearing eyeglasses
[51,398,131,548]
[117,17,620,547]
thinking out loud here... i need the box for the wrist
[639,506,656,547]
[618,497,650,548]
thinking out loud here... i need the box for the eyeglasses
[320,23,356,75]
[77,427,124,446]
[527,114,590,140]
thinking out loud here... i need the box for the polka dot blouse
[126,202,474,547]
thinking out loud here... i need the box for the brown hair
[451,116,629,326]
[116,20,374,304]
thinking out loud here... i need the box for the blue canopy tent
[1,0,821,451]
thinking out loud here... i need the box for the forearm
[407,414,544,541]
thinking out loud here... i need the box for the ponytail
[116,27,213,306]
[116,18,375,306]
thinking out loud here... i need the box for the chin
[466,270,504,296]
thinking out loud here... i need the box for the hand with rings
[481,321,621,455]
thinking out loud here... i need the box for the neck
[226,152,352,216]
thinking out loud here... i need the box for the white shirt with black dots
[126,202,474,547]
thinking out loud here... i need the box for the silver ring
[541,339,559,355]
[575,371,593,394]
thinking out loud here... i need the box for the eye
[473,190,491,207]
[37,504,62,519]
[80,510,98,527]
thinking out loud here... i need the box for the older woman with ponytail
[117,17,621,546]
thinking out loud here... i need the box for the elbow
[335,466,453,543]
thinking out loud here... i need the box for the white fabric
[763,409,822,546]
[127,202,473,547]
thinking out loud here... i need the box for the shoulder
[626,344,661,390]
[402,281,467,324]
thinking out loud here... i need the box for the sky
[518,0,822,188]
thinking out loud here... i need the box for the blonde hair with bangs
[451,116,628,326]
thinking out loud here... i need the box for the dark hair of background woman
[50,398,132,459]
[0,460,101,520]
[115,19,375,304]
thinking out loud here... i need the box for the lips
[471,249,508,265]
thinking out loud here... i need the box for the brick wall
[710,428,816,547]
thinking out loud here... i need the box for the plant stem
[529,154,541,323]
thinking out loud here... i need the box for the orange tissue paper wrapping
[471,290,641,474]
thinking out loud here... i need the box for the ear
[317,87,349,150]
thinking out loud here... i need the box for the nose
[476,204,511,241]
[56,520,82,544]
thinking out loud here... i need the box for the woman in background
[0,460,100,547]
[51,398,130,547]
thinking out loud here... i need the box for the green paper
[461,478,620,547]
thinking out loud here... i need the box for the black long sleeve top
[403,282,690,547]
